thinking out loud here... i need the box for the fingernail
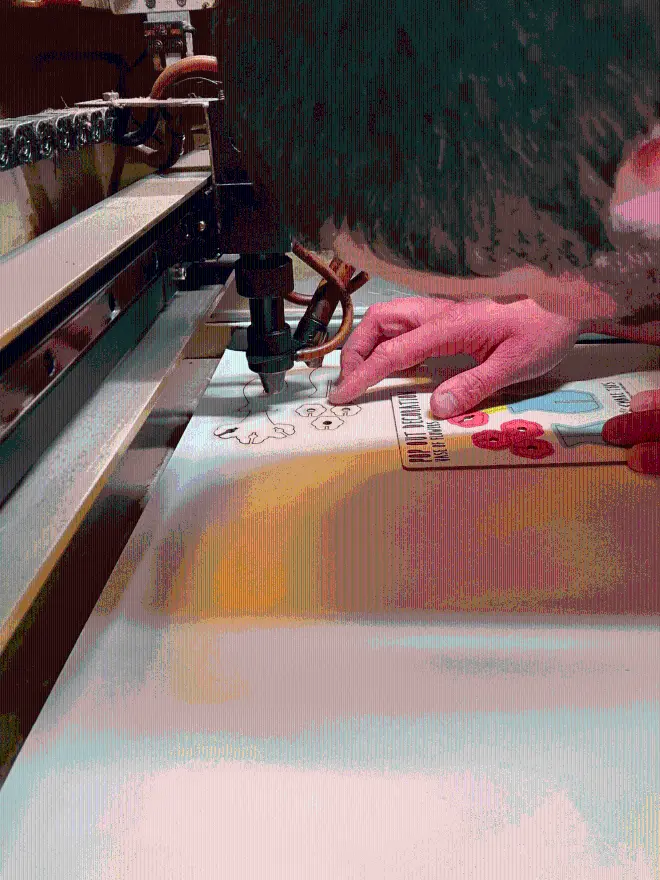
[432,391,460,419]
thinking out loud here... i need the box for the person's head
[217,0,660,273]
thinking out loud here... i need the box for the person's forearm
[573,246,660,344]
[484,264,660,343]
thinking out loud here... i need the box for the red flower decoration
[500,419,544,438]
[471,430,511,450]
[509,438,555,460]
[448,411,489,428]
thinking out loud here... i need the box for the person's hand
[602,390,660,475]
[327,297,582,419]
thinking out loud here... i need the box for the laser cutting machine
[0,0,421,789]
[1,4,659,877]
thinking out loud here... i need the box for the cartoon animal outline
[214,376,296,445]
[215,366,354,445]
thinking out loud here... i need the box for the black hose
[112,107,161,149]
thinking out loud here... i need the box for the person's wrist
[554,271,622,333]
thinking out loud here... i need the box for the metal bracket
[76,97,220,109]
[144,12,194,70]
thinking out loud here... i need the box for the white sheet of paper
[209,346,659,470]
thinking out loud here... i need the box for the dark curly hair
[217,0,660,292]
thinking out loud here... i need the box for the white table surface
[1,344,659,879]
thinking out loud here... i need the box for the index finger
[329,321,447,404]
[339,297,456,377]
[339,304,420,376]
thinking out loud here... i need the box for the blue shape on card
[510,390,602,415]
[552,421,608,448]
